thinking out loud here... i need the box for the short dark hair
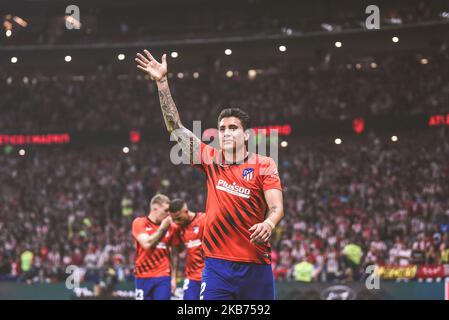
[168,198,186,213]
[218,108,251,131]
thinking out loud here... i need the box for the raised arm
[135,50,201,162]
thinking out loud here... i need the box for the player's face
[154,202,170,220]
[218,117,249,152]
[170,206,189,226]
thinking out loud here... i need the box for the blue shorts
[135,276,171,300]
[182,279,202,300]
[200,257,275,300]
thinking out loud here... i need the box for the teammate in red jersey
[168,199,206,300]
[136,50,284,300]
[132,194,178,300]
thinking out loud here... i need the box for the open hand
[135,50,167,81]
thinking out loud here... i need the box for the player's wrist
[156,76,168,86]
[263,219,275,230]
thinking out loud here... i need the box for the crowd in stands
[1,128,448,284]
[1,7,449,282]
[2,0,446,46]
[1,52,448,134]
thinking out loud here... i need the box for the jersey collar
[218,152,251,167]
[185,212,198,226]
[147,216,160,225]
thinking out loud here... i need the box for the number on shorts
[183,279,190,291]
[135,289,144,300]
[199,282,206,300]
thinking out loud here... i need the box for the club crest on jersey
[193,226,199,234]
[243,168,254,181]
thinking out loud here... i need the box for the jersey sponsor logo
[146,227,152,231]
[185,239,202,248]
[193,226,199,234]
[242,168,254,181]
[216,179,251,199]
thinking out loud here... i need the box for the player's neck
[222,146,248,164]
[187,211,196,224]
[147,212,161,224]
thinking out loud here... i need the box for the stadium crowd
[1,21,449,283]
[1,52,449,134]
[2,0,446,46]
[0,127,448,284]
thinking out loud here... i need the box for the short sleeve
[191,142,218,173]
[132,218,146,239]
[260,157,282,191]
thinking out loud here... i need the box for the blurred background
[0,0,449,300]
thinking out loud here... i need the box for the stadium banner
[377,264,449,280]
[275,281,447,300]
[377,265,418,280]
[416,265,447,279]
[1,113,447,148]
[0,133,71,145]
[0,281,447,300]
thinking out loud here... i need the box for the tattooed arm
[156,79,201,162]
[135,49,201,162]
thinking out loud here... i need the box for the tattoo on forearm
[172,127,201,163]
[157,85,200,163]
[158,87,181,132]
